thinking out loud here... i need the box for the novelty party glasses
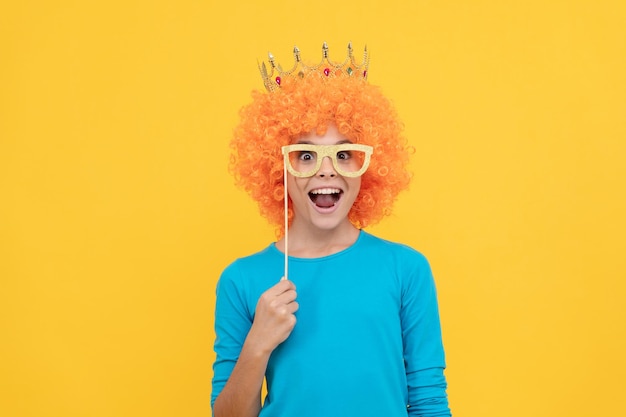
[281,143,374,178]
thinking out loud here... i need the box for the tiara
[258,42,369,92]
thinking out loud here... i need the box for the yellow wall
[1,1,625,416]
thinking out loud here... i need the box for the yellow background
[1,1,625,416]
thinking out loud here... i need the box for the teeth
[310,188,341,195]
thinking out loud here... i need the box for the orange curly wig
[229,74,412,237]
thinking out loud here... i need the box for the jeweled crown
[258,42,369,92]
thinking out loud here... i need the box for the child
[211,43,451,417]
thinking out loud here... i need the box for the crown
[258,42,369,92]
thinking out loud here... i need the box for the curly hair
[229,74,412,237]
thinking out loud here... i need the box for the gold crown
[258,42,369,92]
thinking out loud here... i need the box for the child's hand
[246,279,298,354]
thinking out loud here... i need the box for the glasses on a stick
[280,143,374,281]
[282,143,373,178]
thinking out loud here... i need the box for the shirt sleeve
[211,261,253,409]
[401,252,451,417]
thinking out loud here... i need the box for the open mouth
[309,188,343,208]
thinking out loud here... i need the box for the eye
[298,151,315,161]
[337,150,352,160]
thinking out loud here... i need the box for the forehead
[295,124,351,145]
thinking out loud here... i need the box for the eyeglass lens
[287,149,366,175]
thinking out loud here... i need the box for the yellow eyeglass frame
[281,143,374,178]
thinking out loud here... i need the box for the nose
[317,156,336,178]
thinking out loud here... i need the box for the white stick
[282,160,288,281]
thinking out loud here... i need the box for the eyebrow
[295,139,353,145]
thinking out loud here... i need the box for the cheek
[285,173,297,192]
[286,175,308,201]
[349,177,362,196]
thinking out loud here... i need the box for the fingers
[258,279,297,307]
[286,300,299,314]
[278,278,295,290]
[268,278,296,295]
[250,278,299,351]
[259,280,298,317]
[272,289,297,309]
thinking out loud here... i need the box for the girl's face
[286,124,362,233]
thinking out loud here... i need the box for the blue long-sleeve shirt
[212,231,451,416]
